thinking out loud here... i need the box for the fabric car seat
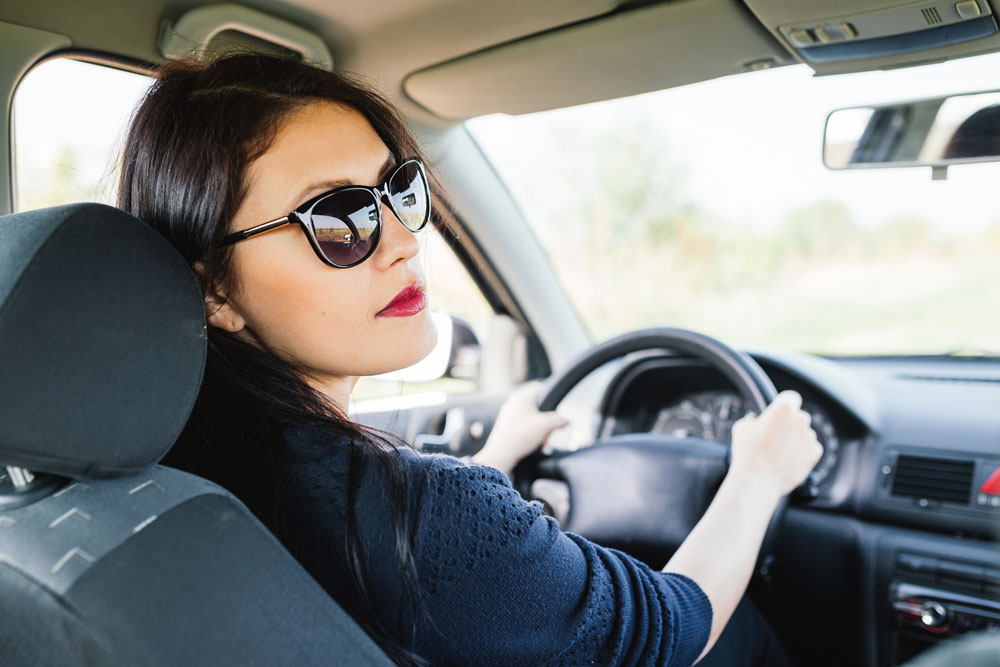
[0,203,393,666]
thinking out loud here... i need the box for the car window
[12,58,152,211]
[467,53,1000,357]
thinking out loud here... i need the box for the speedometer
[651,390,841,487]
[651,398,716,440]
[803,401,840,488]
[706,392,746,444]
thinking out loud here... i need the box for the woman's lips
[377,281,427,318]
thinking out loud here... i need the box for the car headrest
[0,203,206,479]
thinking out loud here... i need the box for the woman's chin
[371,315,439,375]
[409,316,440,364]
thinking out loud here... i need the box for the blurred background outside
[467,52,1000,357]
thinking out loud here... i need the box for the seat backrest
[0,204,392,666]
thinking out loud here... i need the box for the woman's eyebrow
[289,155,396,209]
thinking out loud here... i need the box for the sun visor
[744,0,1000,75]
[403,0,793,119]
[0,204,206,479]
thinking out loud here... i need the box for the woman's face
[212,101,437,392]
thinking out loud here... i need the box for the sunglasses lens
[309,189,379,266]
[387,161,430,231]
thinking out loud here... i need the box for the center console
[878,533,1000,665]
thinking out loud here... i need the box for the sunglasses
[219,158,430,268]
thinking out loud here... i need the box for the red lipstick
[377,281,427,318]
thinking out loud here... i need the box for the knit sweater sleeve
[412,454,713,667]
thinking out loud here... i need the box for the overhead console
[743,0,1000,74]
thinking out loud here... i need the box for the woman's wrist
[719,465,784,511]
[470,447,516,476]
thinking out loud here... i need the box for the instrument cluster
[651,390,841,487]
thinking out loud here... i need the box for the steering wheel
[514,327,786,576]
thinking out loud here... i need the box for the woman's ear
[203,293,247,333]
[194,261,247,333]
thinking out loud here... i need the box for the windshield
[467,53,1000,357]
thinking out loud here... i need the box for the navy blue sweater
[264,425,712,665]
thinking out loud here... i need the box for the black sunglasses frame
[219,157,430,268]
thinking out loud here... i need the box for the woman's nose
[372,198,421,270]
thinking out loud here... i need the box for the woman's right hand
[664,389,824,660]
[728,389,824,497]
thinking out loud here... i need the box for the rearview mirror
[824,90,1000,176]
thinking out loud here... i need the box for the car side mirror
[445,316,481,381]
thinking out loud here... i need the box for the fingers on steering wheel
[774,389,803,411]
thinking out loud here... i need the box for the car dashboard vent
[891,455,974,504]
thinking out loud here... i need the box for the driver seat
[0,203,393,666]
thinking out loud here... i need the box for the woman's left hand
[470,380,569,476]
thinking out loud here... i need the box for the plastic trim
[799,15,997,63]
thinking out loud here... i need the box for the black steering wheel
[514,327,786,576]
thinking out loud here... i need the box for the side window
[12,58,152,211]
[351,229,495,403]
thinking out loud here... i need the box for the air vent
[892,455,974,504]
[921,7,943,25]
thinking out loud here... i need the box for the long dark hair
[117,52,441,665]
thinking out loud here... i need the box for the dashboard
[591,349,1000,531]
[576,349,1000,666]
[594,350,873,505]
[575,348,1000,666]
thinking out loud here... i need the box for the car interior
[0,1,998,666]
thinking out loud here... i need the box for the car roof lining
[0,0,610,121]
[5,0,1000,123]
[0,0,797,124]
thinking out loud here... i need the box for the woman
[118,52,822,666]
